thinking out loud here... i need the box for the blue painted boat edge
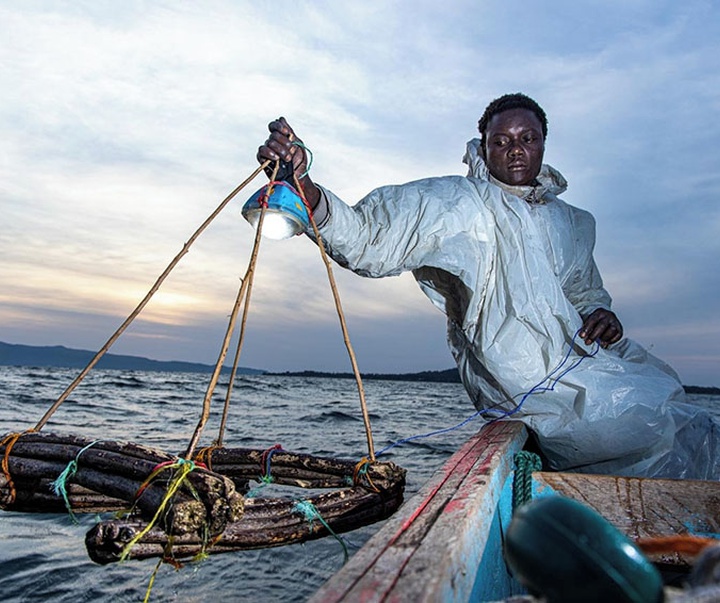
[309,421,529,602]
[439,424,529,602]
[469,471,529,601]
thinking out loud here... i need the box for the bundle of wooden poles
[0,431,406,564]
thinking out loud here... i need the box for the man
[257,93,718,480]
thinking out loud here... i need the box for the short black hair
[477,93,548,147]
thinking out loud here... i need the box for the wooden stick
[294,174,376,461]
[185,161,280,456]
[216,161,281,447]
[183,207,266,458]
[34,161,270,432]
[0,433,244,535]
[5,479,126,513]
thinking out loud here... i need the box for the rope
[143,558,164,603]
[512,451,542,512]
[291,141,313,178]
[482,329,600,422]
[375,329,599,457]
[33,161,271,433]
[193,445,221,472]
[353,458,380,493]
[293,499,349,562]
[0,431,26,504]
[120,459,199,562]
[51,439,102,523]
[244,444,283,498]
[260,444,283,480]
[245,475,274,499]
[374,411,484,457]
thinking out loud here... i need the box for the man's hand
[256,117,320,209]
[580,308,623,348]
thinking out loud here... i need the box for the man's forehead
[487,108,543,132]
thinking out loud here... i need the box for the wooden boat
[309,420,720,602]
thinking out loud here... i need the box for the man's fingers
[580,309,623,347]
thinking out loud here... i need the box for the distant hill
[1,341,716,392]
[267,368,463,383]
[266,368,719,393]
[0,341,264,375]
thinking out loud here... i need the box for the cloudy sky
[1,1,718,385]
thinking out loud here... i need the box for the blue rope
[246,445,284,498]
[293,500,349,562]
[375,329,599,457]
[51,440,102,523]
[263,446,283,479]
[245,475,274,499]
[291,141,313,179]
[375,410,483,457]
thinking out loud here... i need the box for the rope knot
[293,499,348,562]
[512,451,542,512]
[260,444,283,481]
[353,457,380,493]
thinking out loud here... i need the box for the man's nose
[508,142,524,156]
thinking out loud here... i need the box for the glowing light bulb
[242,182,310,240]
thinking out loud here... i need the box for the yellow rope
[120,459,198,562]
[143,558,164,603]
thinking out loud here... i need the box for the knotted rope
[512,451,542,512]
[121,458,200,562]
[0,431,27,505]
[293,499,349,562]
[353,457,380,493]
[51,439,102,523]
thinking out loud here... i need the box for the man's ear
[480,138,487,160]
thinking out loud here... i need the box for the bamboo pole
[294,174,376,462]
[183,207,266,459]
[34,162,270,432]
[183,163,280,459]
[215,162,282,447]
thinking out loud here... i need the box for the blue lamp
[242,162,310,240]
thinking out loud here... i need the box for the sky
[1,1,719,386]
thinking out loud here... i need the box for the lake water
[0,366,718,602]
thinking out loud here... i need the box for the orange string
[193,446,220,473]
[1,431,30,504]
[353,458,380,493]
[636,534,720,557]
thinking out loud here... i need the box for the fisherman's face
[483,108,545,187]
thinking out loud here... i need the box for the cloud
[1,1,719,384]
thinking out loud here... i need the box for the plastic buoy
[504,495,663,603]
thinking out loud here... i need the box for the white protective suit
[310,138,719,479]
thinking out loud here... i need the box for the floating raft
[1,431,406,564]
[86,474,405,564]
[0,432,244,537]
